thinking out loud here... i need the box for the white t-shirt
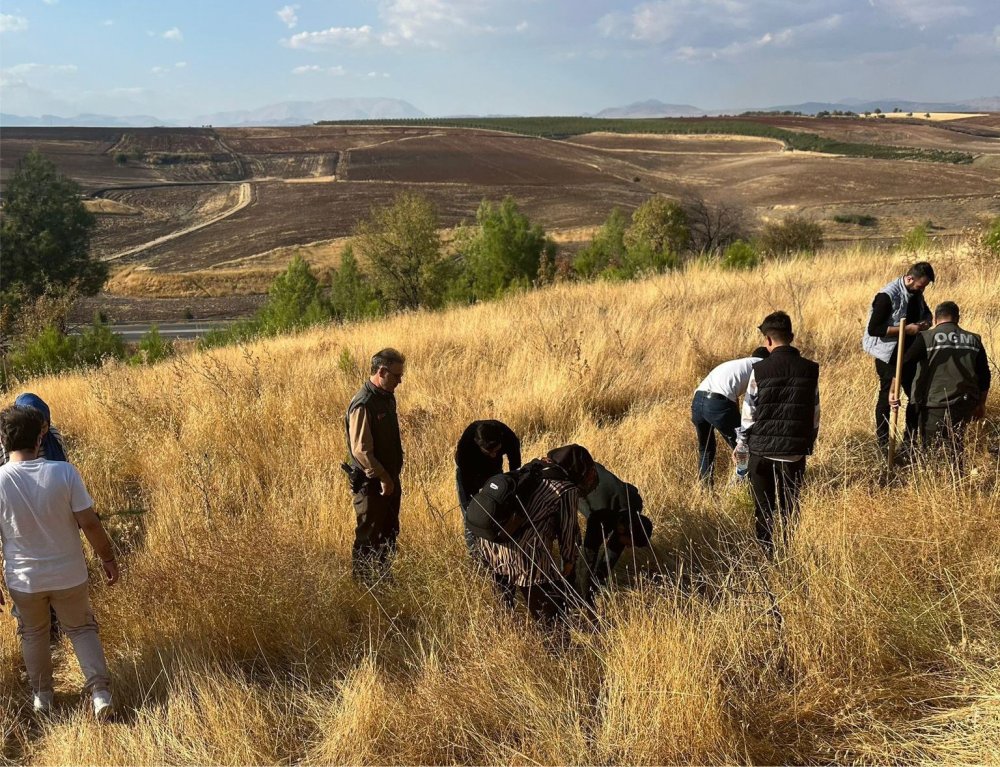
[0,458,93,593]
[695,356,763,402]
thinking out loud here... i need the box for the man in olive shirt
[891,301,990,461]
[345,348,405,582]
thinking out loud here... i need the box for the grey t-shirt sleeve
[67,464,95,513]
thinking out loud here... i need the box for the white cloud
[674,13,843,60]
[516,20,529,33]
[292,64,347,75]
[6,63,78,75]
[151,66,168,74]
[101,19,114,26]
[162,27,183,42]
[874,0,972,26]
[175,61,187,68]
[110,87,146,96]
[277,4,299,28]
[1,14,29,33]
[285,1,514,50]
[285,25,373,48]
[42,0,58,5]
[600,0,752,44]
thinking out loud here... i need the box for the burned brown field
[2,118,999,312]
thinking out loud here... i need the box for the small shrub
[114,152,128,166]
[760,216,824,257]
[5,325,78,378]
[720,240,760,270]
[833,213,878,227]
[130,325,173,365]
[74,315,126,367]
[901,223,931,251]
[981,216,1000,257]
[183,307,195,321]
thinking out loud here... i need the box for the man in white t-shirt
[0,405,119,719]
[691,347,770,483]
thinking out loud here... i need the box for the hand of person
[102,559,120,586]
[380,477,395,496]
[888,392,901,410]
[917,320,932,331]
[905,323,922,336]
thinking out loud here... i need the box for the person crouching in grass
[0,405,119,720]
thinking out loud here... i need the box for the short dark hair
[758,311,794,344]
[474,421,504,452]
[935,301,960,322]
[750,346,770,359]
[907,262,935,282]
[370,348,405,374]
[0,406,46,453]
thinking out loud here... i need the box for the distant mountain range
[2,96,996,128]
[596,97,1000,118]
[0,97,425,128]
[594,99,706,118]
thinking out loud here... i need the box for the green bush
[624,196,689,260]
[197,318,262,350]
[130,325,173,365]
[833,213,878,227]
[464,197,553,300]
[257,255,332,334]
[573,208,629,278]
[981,216,1000,257]
[720,240,760,270]
[901,223,931,251]
[330,246,381,320]
[75,315,126,367]
[3,315,125,381]
[760,216,824,257]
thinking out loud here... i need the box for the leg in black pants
[455,468,484,563]
[352,482,402,582]
[875,356,918,450]
[748,454,806,551]
[691,392,741,482]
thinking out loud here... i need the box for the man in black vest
[734,312,820,550]
[891,301,990,462]
[345,348,405,582]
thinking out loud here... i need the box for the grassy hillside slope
[2,246,999,764]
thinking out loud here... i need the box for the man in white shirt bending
[691,346,770,484]
[0,405,119,720]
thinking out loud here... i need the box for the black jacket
[906,322,991,408]
[746,346,820,458]
[455,420,521,506]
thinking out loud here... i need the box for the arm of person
[734,370,758,453]
[890,335,928,408]
[973,347,991,419]
[75,508,119,585]
[868,293,921,338]
[454,428,479,500]
[503,425,522,471]
[348,406,393,494]
[812,384,821,447]
[558,488,580,577]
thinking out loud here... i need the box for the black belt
[697,390,734,402]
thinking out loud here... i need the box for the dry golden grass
[2,245,1000,764]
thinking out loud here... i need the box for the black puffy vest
[747,346,820,457]
[345,381,403,478]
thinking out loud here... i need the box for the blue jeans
[691,391,741,482]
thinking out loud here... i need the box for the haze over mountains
[2,96,998,128]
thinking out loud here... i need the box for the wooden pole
[887,317,907,467]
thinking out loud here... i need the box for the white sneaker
[33,691,54,714]
[92,689,113,721]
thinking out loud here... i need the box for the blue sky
[1,0,998,118]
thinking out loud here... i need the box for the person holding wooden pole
[861,262,934,451]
